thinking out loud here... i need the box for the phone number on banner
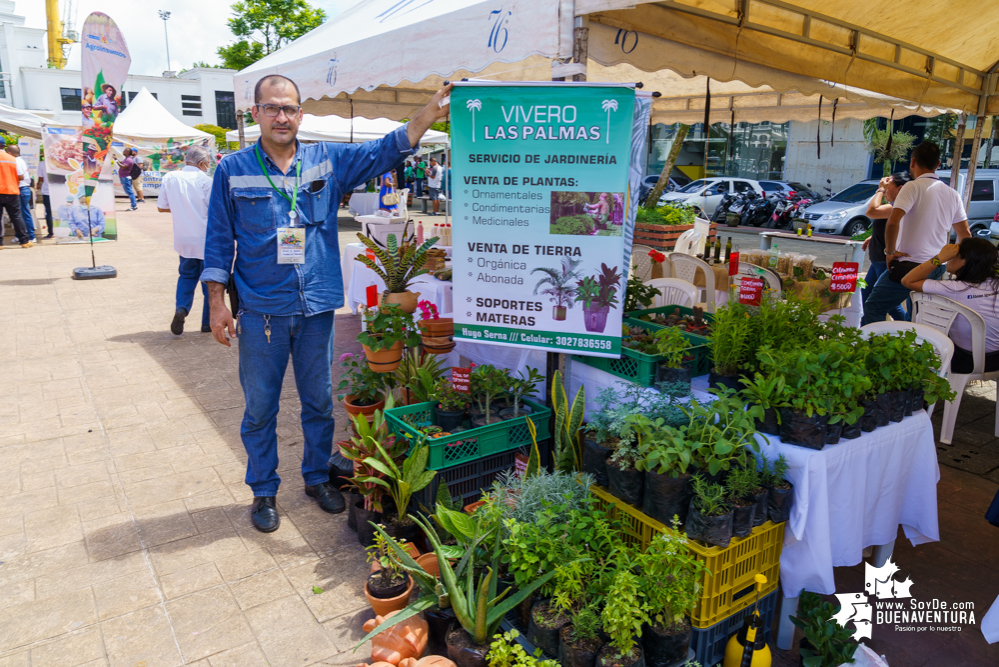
[456,324,620,357]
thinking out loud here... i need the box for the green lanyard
[254,144,302,223]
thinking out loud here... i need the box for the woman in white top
[902,239,999,373]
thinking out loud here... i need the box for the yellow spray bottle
[722,574,772,667]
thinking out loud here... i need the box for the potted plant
[499,367,544,419]
[686,474,734,548]
[739,371,785,436]
[623,270,661,313]
[469,364,507,426]
[359,435,437,542]
[418,300,455,354]
[706,299,753,391]
[435,379,472,431]
[790,592,859,667]
[359,304,422,373]
[490,630,561,667]
[638,531,705,667]
[395,347,444,405]
[364,531,414,616]
[605,440,644,509]
[532,257,582,321]
[723,467,757,538]
[337,352,389,420]
[356,228,439,313]
[653,327,691,389]
[575,264,621,333]
[683,392,762,483]
[597,568,647,667]
[560,605,604,667]
[626,415,694,525]
[761,452,794,524]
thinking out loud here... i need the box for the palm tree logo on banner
[467,99,482,142]
[601,99,618,145]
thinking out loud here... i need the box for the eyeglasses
[256,104,301,118]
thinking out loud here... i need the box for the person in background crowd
[903,239,999,373]
[413,156,425,198]
[200,74,450,533]
[379,171,398,214]
[6,145,35,243]
[0,136,31,248]
[158,145,213,336]
[861,141,971,325]
[117,148,138,211]
[404,159,414,191]
[132,156,146,204]
[426,157,443,216]
[394,163,406,202]
[862,172,911,321]
[35,153,54,238]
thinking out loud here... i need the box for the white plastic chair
[733,263,783,297]
[397,187,410,219]
[667,252,717,313]
[910,292,999,443]
[643,278,699,309]
[673,229,701,256]
[860,320,954,419]
[631,244,656,282]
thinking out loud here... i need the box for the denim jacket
[200,127,415,315]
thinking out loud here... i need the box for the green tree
[194,124,239,150]
[217,0,326,71]
[864,118,916,177]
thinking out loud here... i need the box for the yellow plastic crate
[589,484,783,628]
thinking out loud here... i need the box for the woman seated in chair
[902,239,999,373]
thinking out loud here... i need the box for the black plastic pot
[346,490,361,531]
[902,386,914,416]
[366,571,410,599]
[708,371,742,394]
[732,502,755,538]
[435,404,467,432]
[779,408,828,450]
[841,415,863,440]
[754,407,781,436]
[825,419,843,445]
[470,410,502,428]
[355,502,383,547]
[425,608,456,653]
[656,365,692,390]
[798,638,815,667]
[875,393,891,427]
[911,386,925,412]
[499,406,532,421]
[607,459,644,508]
[642,471,692,526]
[597,644,645,667]
[382,517,420,544]
[561,625,604,667]
[860,399,878,433]
[749,488,768,527]
[447,627,490,667]
[583,439,613,488]
[685,499,734,548]
[888,390,907,422]
[527,601,569,658]
[328,449,354,490]
[641,620,690,667]
[767,483,794,524]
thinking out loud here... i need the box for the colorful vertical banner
[41,125,118,241]
[80,13,130,213]
[449,83,639,357]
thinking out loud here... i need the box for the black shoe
[201,325,212,333]
[305,482,346,514]
[250,496,280,532]
[170,307,187,335]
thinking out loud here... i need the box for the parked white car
[658,177,764,217]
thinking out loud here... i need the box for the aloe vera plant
[356,228,439,293]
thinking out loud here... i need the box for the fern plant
[356,228,439,293]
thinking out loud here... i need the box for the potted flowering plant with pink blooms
[416,300,455,354]
[337,352,392,420]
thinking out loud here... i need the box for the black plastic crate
[690,589,778,667]
[413,440,551,510]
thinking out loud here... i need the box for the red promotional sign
[451,367,471,393]
[728,251,740,276]
[830,262,860,293]
[365,284,379,307]
[739,276,764,306]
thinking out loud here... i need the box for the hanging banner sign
[830,262,860,293]
[450,83,642,357]
[739,276,764,306]
[41,125,119,241]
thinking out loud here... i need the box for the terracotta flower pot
[380,290,421,313]
[416,552,441,578]
[363,340,405,373]
[365,574,414,617]
[370,542,421,573]
[419,318,454,337]
[344,394,385,420]
[422,335,456,354]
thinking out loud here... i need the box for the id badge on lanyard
[255,145,305,264]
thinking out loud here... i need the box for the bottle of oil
[713,236,722,263]
[725,237,733,263]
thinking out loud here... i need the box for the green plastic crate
[384,397,551,470]
[626,304,715,328]
[573,319,710,386]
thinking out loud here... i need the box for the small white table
[759,231,866,266]
[340,242,452,315]
[348,192,380,217]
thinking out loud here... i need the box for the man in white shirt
[426,157,443,216]
[861,141,971,325]
[6,145,36,242]
[158,145,213,335]
[35,158,53,238]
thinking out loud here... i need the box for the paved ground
[2,200,997,666]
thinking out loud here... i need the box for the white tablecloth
[341,242,452,315]
[757,411,939,596]
[567,360,712,420]
[348,192,380,217]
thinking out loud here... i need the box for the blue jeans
[861,264,945,325]
[18,187,34,240]
[236,310,336,496]
[41,194,53,235]
[176,257,209,328]
[120,176,137,208]
[861,261,905,322]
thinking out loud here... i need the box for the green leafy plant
[623,271,661,312]
[790,591,859,667]
[654,326,689,369]
[396,348,444,402]
[739,371,786,413]
[601,566,647,658]
[336,352,389,404]
[341,399,408,512]
[360,435,437,524]
[707,300,753,376]
[625,416,693,478]
[681,393,763,476]
[691,475,730,518]
[532,257,582,312]
[366,530,406,589]
[636,203,696,226]
[490,469,594,525]
[569,604,602,643]
[509,366,544,416]
[356,228,439,293]
[760,452,791,490]
[551,371,586,472]
[724,466,757,503]
[488,630,561,667]
[639,526,706,629]
[358,304,421,352]
[470,364,511,424]
[436,379,472,412]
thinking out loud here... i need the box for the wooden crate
[633,222,719,251]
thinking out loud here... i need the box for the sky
[15,0,359,76]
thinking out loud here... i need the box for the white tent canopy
[114,87,213,142]
[0,104,56,139]
[226,115,450,144]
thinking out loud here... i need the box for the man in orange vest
[0,136,31,248]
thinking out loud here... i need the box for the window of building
[61,87,82,111]
[182,94,202,117]
[971,180,995,201]
[215,91,236,129]
[128,91,156,102]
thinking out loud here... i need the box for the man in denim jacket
[201,74,451,532]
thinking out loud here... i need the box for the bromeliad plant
[356,229,439,293]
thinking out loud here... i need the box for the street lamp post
[158,10,172,73]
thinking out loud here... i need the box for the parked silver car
[936,169,999,238]
[794,180,879,236]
